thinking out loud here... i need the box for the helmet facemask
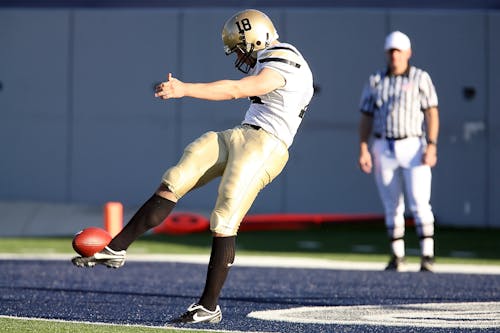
[232,43,257,74]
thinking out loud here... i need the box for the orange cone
[104,202,123,237]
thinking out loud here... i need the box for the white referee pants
[371,137,434,257]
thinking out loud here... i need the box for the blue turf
[0,260,499,332]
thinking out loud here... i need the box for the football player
[72,9,314,324]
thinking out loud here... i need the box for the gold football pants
[162,125,289,235]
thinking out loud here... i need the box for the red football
[72,227,112,257]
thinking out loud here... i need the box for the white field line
[0,253,499,274]
[247,302,500,328]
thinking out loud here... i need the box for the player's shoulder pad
[259,46,302,69]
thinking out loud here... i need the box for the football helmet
[222,9,279,73]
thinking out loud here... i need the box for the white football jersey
[242,42,314,147]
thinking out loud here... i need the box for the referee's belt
[243,123,262,130]
[374,133,408,140]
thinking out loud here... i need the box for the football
[72,227,112,257]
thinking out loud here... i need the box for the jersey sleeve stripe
[259,57,301,68]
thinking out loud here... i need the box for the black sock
[198,236,236,311]
[108,194,176,251]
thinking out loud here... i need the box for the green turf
[1,223,499,265]
[0,316,209,333]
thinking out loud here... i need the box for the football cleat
[169,303,222,324]
[384,255,407,272]
[71,246,126,268]
[420,256,435,272]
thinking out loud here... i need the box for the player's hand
[358,150,373,174]
[154,73,185,99]
[422,144,437,167]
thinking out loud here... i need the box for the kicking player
[72,9,314,324]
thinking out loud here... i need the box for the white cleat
[71,246,126,268]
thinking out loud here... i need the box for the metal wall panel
[1,7,498,227]
[0,10,70,201]
[488,12,500,227]
[71,9,179,205]
[282,9,387,213]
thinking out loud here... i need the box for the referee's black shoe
[384,255,407,272]
[420,256,435,272]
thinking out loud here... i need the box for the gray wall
[1,7,499,227]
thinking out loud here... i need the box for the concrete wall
[1,7,499,227]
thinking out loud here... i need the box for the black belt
[243,123,261,130]
[374,133,408,140]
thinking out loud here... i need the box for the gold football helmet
[222,9,279,73]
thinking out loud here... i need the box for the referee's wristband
[426,139,438,146]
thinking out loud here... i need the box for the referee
[357,31,440,272]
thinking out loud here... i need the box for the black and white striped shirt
[359,66,438,139]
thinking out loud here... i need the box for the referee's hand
[359,151,373,174]
[422,144,437,167]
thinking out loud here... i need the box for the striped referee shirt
[359,65,438,139]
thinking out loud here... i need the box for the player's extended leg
[161,131,227,199]
[71,193,177,268]
[107,191,177,251]
[171,126,289,324]
[403,163,435,271]
[72,131,227,269]
[372,139,406,270]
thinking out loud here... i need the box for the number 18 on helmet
[222,9,279,73]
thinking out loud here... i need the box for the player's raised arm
[155,68,284,101]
